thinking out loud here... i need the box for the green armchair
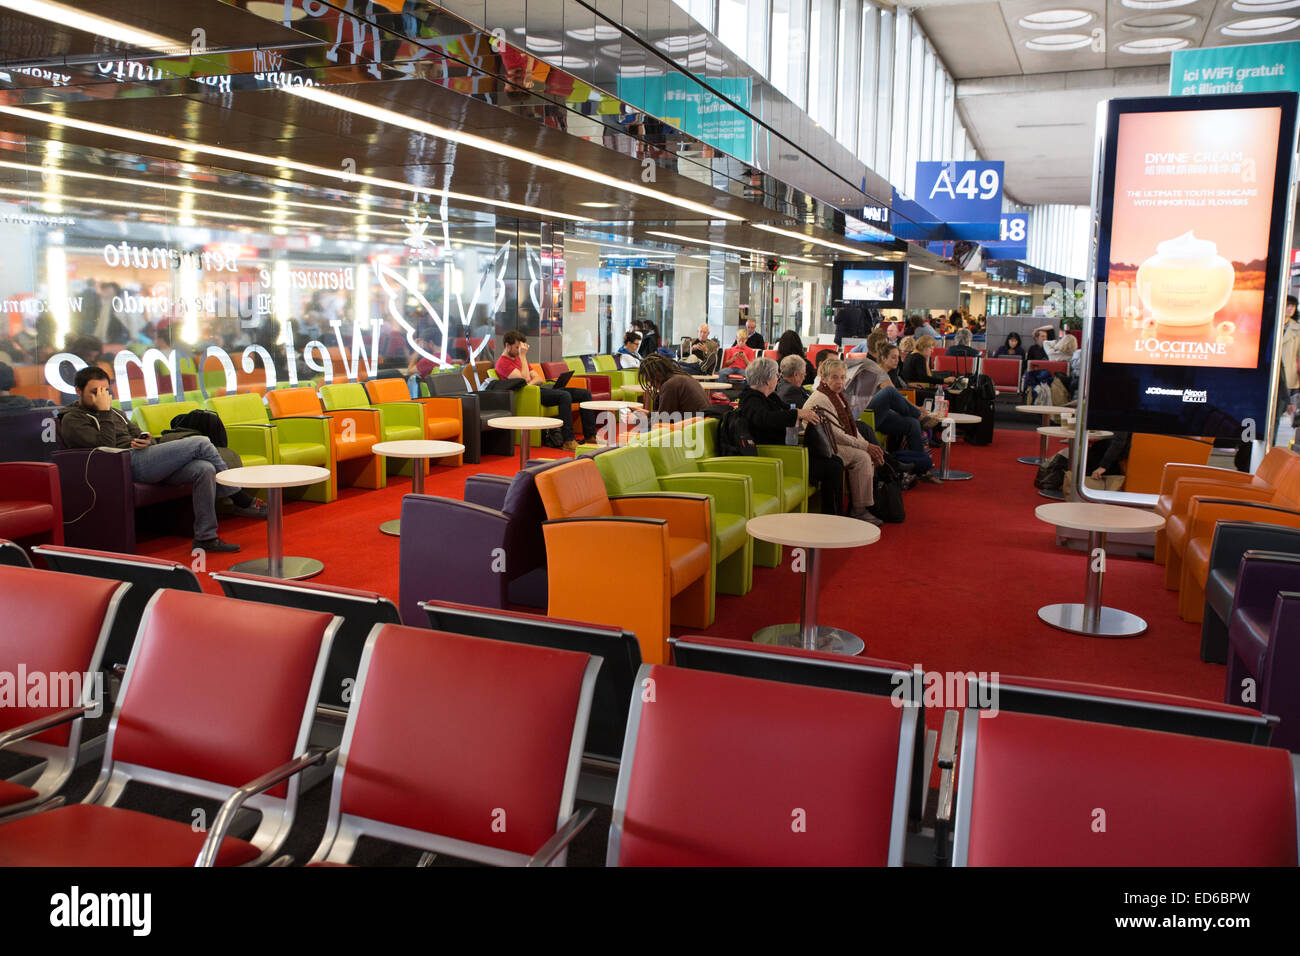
[204,392,333,502]
[642,429,785,567]
[691,417,810,516]
[594,444,753,616]
[132,400,271,469]
[592,354,641,402]
[485,369,557,448]
[320,382,423,474]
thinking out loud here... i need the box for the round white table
[371,440,465,536]
[214,465,332,580]
[937,412,983,481]
[690,374,718,380]
[1035,426,1114,500]
[620,384,646,395]
[747,512,880,655]
[488,416,564,468]
[1015,404,1076,465]
[1034,502,1166,638]
[580,400,643,446]
[699,381,734,391]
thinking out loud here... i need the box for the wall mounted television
[831,261,907,307]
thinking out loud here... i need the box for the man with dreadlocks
[637,354,713,417]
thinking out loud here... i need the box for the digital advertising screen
[1088,92,1298,437]
[842,268,895,302]
[832,261,907,307]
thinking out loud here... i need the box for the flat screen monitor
[1086,92,1298,438]
[832,261,907,308]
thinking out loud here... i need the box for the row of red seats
[1,550,1296,866]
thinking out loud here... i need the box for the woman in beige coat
[804,358,885,525]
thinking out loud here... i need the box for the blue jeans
[868,387,927,458]
[129,436,239,541]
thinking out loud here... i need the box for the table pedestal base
[228,556,324,581]
[379,519,402,537]
[1017,455,1042,465]
[752,623,865,656]
[938,468,973,481]
[1038,488,1064,500]
[1037,603,1147,638]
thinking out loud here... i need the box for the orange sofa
[1155,446,1297,564]
[533,458,712,666]
[265,387,387,499]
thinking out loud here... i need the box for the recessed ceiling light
[1025,34,1093,51]
[0,0,186,50]
[565,26,622,41]
[1119,12,1199,30]
[1232,0,1300,11]
[552,56,590,69]
[1019,9,1094,30]
[1117,35,1191,52]
[523,36,563,52]
[1121,0,1196,8]
[578,201,617,208]
[1222,15,1300,33]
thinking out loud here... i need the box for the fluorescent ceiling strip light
[0,159,423,225]
[0,104,590,223]
[284,85,742,222]
[0,185,327,231]
[0,0,187,52]
[645,230,818,263]
[750,222,875,256]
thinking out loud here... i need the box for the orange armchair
[1166,462,1300,622]
[1155,447,1297,563]
[534,458,712,666]
[266,387,387,498]
[364,378,463,467]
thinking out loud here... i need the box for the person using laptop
[494,330,596,450]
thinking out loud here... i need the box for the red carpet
[138,430,1225,705]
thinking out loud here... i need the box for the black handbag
[869,459,906,523]
[803,413,837,460]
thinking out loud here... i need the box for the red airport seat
[0,566,128,818]
[423,600,640,765]
[608,663,917,866]
[952,708,1299,866]
[307,625,600,866]
[979,357,1023,394]
[0,539,32,567]
[0,462,62,552]
[963,673,1274,745]
[31,545,203,682]
[0,589,340,866]
[212,570,401,713]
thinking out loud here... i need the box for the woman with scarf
[803,357,885,525]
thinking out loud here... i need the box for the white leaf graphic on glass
[372,239,511,370]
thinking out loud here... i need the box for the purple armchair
[397,459,562,625]
[1225,550,1300,752]
[0,462,62,554]
[51,446,191,554]
[0,407,58,463]
[1201,521,1300,664]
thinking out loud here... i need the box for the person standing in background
[1279,294,1299,426]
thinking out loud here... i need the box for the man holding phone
[58,366,263,553]
[494,330,595,450]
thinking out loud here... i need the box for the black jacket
[745,332,765,350]
[638,331,659,357]
[737,388,796,445]
[901,352,948,385]
[58,404,143,450]
[1026,344,1049,361]
[947,345,980,357]
[775,381,808,408]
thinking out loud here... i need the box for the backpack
[1034,451,1069,490]
[718,408,757,456]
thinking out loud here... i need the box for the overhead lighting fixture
[644,230,818,264]
[523,36,563,53]
[1222,15,1300,33]
[750,223,872,256]
[1118,12,1199,30]
[1117,35,1190,52]
[566,25,623,41]
[1121,0,1196,6]
[0,104,592,223]
[578,201,618,209]
[1232,0,1300,11]
[0,0,188,51]
[283,86,743,221]
[1019,9,1094,30]
[1025,34,1093,51]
